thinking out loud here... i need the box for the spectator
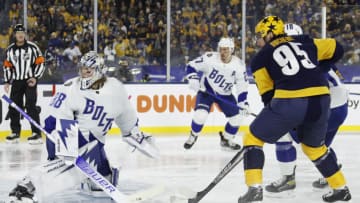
[8,3,20,23]
[104,41,116,64]
[114,34,129,58]
[48,32,63,49]
[41,48,63,83]
[1,0,357,84]
[63,41,82,63]
[116,60,133,82]
[0,29,10,60]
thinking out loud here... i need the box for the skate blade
[28,140,43,145]
[312,186,329,192]
[265,189,296,198]
[6,139,20,144]
[9,197,35,203]
[220,146,241,152]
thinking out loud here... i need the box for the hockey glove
[187,74,200,92]
[123,127,160,159]
[237,102,251,117]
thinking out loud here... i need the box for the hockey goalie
[8,51,159,202]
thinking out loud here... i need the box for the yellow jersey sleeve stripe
[274,86,330,98]
[253,67,274,95]
[314,38,336,60]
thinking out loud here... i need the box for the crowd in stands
[0,0,359,83]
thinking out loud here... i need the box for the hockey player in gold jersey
[238,16,351,203]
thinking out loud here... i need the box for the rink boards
[0,83,359,138]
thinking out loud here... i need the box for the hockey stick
[1,94,159,203]
[1,94,56,142]
[349,92,360,96]
[200,90,257,117]
[76,156,165,202]
[75,156,131,202]
[187,147,246,203]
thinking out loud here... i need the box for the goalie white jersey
[47,77,137,144]
[187,52,248,96]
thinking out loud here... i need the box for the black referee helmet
[14,24,26,32]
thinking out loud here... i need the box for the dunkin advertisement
[0,84,359,134]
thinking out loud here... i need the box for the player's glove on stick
[187,74,200,92]
[237,101,251,117]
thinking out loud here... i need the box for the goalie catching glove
[123,126,160,159]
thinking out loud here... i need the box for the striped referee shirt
[3,40,45,83]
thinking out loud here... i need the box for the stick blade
[188,197,199,203]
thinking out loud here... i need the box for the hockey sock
[191,120,203,133]
[302,144,345,188]
[225,122,238,135]
[244,146,265,186]
[275,141,297,176]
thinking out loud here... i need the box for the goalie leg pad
[16,158,83,201]
[80,167,120,197]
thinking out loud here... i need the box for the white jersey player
[184,37,250,150]
[8,51,159,202]
[265,23,349,195]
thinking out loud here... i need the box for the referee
[3,24,45,144]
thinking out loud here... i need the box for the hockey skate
[238,186,263,203]
[313,164,341,190]
[219,131,241,150]
[265,166,296,197]
[80,167,119,197]
[322,186,351,202]
[9,177,37,203]
[6,133,20,144]
[184,131,198,149]
[312,177,328,189]
[27,133,43,145]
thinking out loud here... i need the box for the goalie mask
[78,51,107,90]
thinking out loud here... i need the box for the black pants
[9,80,40,135]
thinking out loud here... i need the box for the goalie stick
[76,156,165,202]
[1,94,163,202]
[1,94,56,142]
[187,147,246,203]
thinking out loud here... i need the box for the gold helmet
[255,16,285,38]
